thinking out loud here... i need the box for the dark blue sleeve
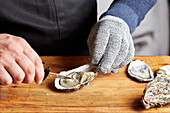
[101,0,157,34]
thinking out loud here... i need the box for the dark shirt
[0,0,157,56]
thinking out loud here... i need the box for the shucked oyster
[142,65,170,109]
[54,64,98,91]
[128,59,154,82]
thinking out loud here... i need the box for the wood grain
[0,56,169,112]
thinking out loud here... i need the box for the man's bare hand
[0,34,44,85]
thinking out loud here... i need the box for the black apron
[0,0,97,56]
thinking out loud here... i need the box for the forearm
[101,0,157,33]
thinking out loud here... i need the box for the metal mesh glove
[87,15,135,74]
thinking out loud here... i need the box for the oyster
[142,65,170,109]
[128,59,154,82]
[54,63,98,91]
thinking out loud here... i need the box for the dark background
[169,1,170,55]
[168,0,170,55]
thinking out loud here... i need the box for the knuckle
[16,37,27,44]
[3,43,21,57]
[16,37,30,49]
[14,72,25,82]
[6,43,17,52]
[4,34,12,38]
[26,63,35,76]
[5,43,12,50]
[24,64,35,83]
[34,56,42,66]
[0,33,11,38]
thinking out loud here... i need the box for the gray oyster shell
[128,59,154,82]
[54,63,98,91]
[142,65,170,109]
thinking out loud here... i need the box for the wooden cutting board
[0,56,169,112]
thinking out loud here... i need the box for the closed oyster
[128,59,154,82]
[142,65,170,109]
[55,63,98,91]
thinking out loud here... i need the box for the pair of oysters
[128,59,170,109]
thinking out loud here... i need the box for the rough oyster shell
[142,65,170,109]
[128,59,154,82]
[55,63,98,91]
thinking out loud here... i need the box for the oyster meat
[128,59,154,82]
[54,63,98,91]
[142,65,170,109]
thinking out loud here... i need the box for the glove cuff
[100,15,131,34]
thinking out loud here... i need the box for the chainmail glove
[87,15,135,74]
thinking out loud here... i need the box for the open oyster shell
[128,59,154,82]
[55,63,98,91]
[142,65,170,109]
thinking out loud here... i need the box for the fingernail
[37,80,43,84]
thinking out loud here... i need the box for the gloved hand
[87,15,135,74]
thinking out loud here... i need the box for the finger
[111,35,129,69]
[15,54,35,83]
[87,22,110,65]
[34,57,44,84]
[4,61,25,84]
[17,37,44,84]
[112,35,135,72]
[23,47,44,84]
[0,66,13,86]
[98,35,122,74]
